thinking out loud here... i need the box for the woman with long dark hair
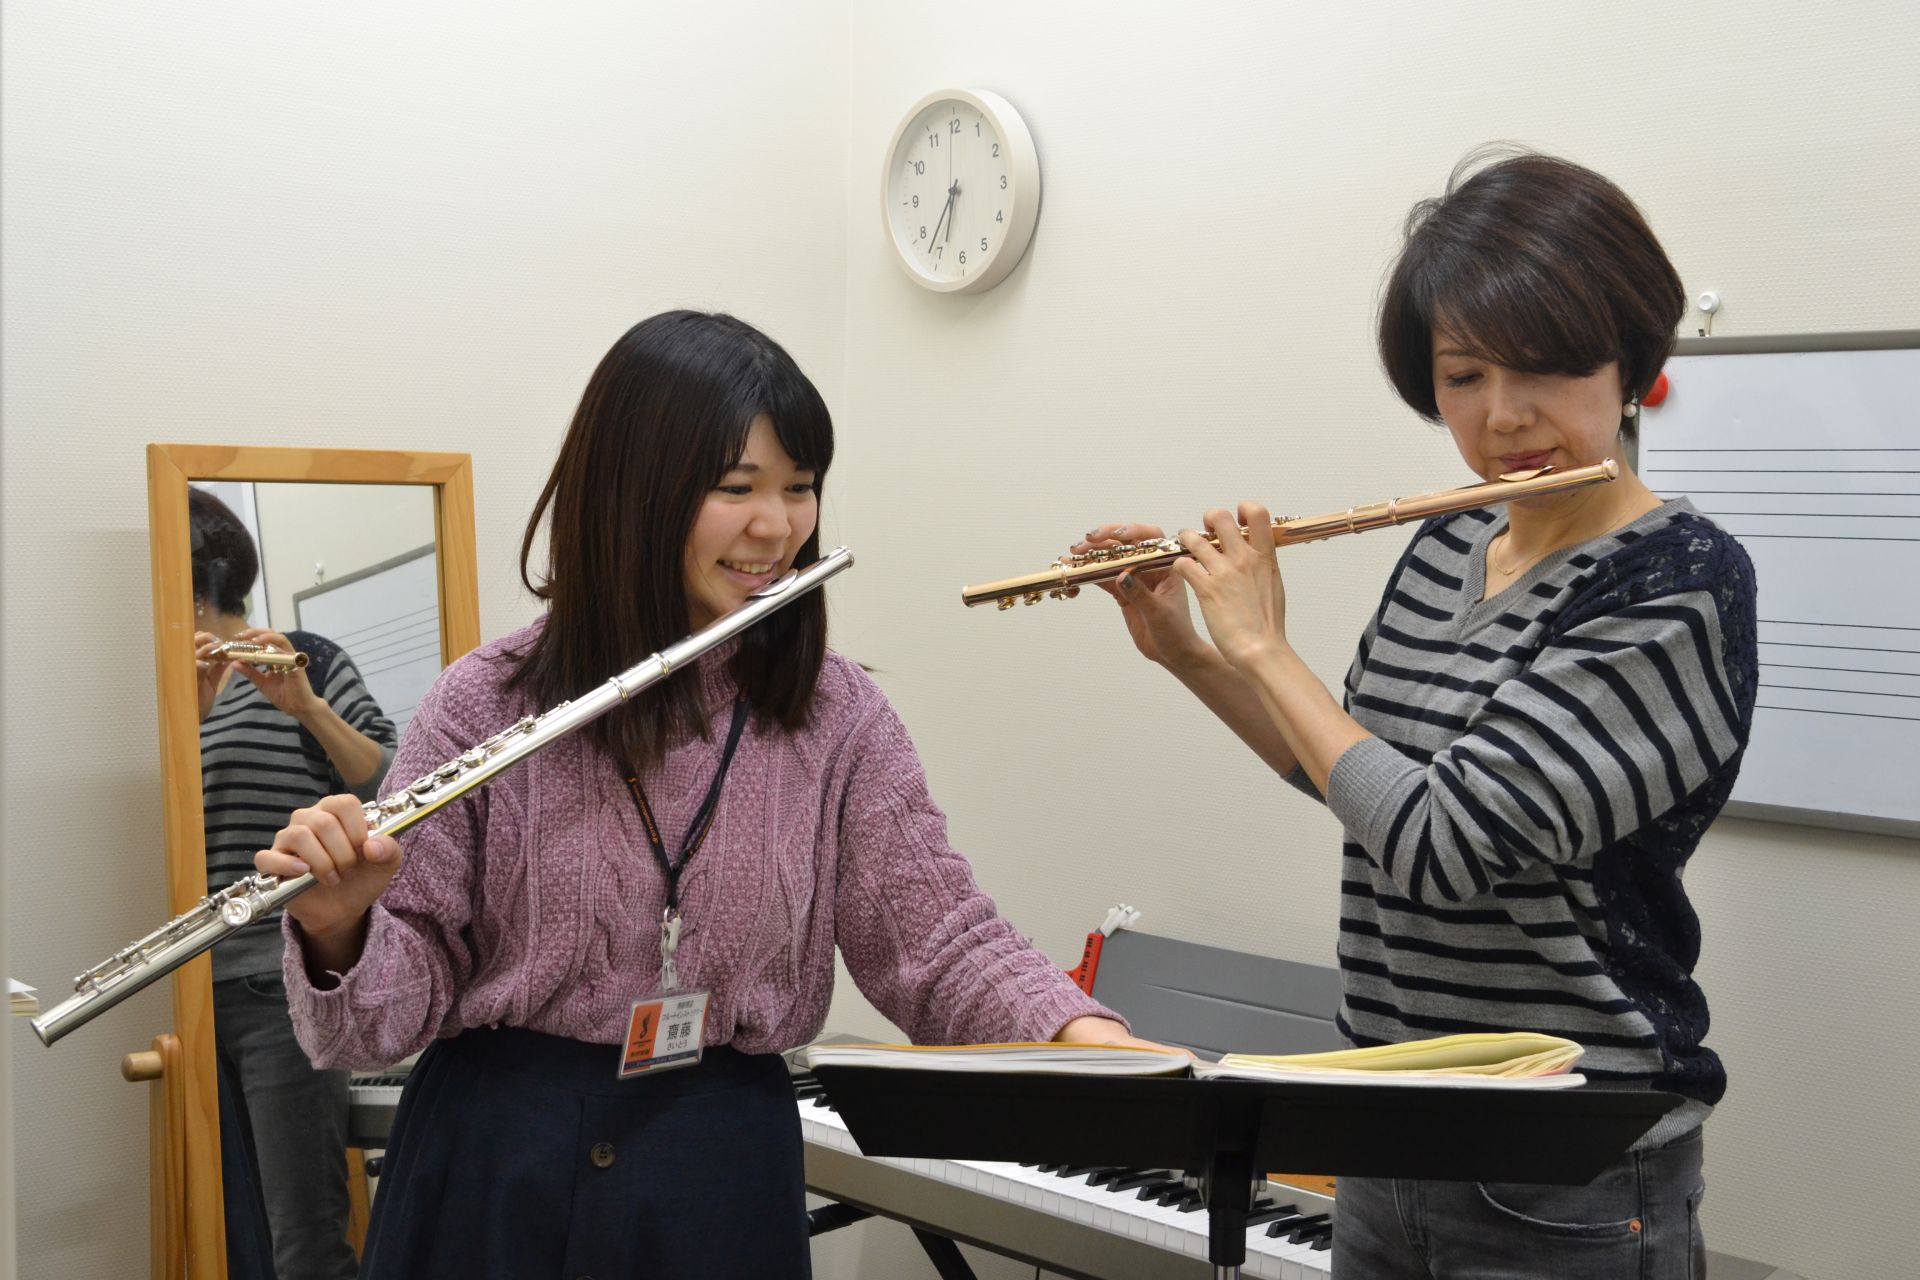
[257,310,1140,1278]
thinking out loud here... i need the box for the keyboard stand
[812,1066,1681,1280]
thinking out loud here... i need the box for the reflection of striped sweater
[1304,498,1756,1144]
[200,631,397,979]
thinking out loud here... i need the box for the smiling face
[681,415,819,630]
[1431,332,1627,484]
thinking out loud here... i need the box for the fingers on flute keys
[1073,522,1167,602]
[258,794,387,887]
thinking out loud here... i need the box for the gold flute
[207,639,309,670]
[961,460,1618,609]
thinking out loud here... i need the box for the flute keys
[1022,592,1043,606]
[997,598,1016,611]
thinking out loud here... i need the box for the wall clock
[881,88,1040,293]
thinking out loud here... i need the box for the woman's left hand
[1173,501,1290,669]
[1053,1016,1192,1056]
[231,627,322,720]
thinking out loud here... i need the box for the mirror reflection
[185,480,439,1279]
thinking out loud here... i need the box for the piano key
[1245,1202,1302,1227]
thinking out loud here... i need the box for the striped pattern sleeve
[1283,532,1409,805]
[1324,587,1745,904]
[310,643,399,800]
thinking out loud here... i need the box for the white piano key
[797,1100,1326,1278]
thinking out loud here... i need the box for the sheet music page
[1640,345,1920,834]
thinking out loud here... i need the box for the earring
[1622,400,1640,419]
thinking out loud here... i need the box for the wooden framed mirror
[144,445,479,1279]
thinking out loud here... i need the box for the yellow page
[1219,1032,1581,1077]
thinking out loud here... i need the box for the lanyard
[622,700,750,990]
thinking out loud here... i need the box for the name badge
[618,989,710,1078]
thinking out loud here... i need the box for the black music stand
[811,1066,1681,1279]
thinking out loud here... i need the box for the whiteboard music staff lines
[1754,705,1920,725]
[1763,662,1920,677]
[295,545,441,744]
[1765,686,1920,701]
[1642,333,1920,838]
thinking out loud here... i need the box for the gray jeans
[1332,1126,1706,1280]
[214,974,359,1280]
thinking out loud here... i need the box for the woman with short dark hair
[1079,151,1757,1278]
[258,310,1143,1278]
[190,486,397,1280]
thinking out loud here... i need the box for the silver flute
[32,547,855,1046]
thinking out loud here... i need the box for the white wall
[7,3,1918,1279]
[0,2,848,1276]
[822,3,1920,1279]
[250,482,438,630]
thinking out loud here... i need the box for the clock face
[883,91,1038,293]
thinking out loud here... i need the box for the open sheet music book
[802,1041,1191,1076]
[8,979,38,1017]
[804,1032,1585,1088]
[1194,1032,1585,1088]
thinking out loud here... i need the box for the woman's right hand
[1072,522,1212,670]
[255,795,406,959]
[193,631,230,722]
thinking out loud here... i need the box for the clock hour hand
[926,180,959,255]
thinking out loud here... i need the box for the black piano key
[1106,1169,1172,1192]
[1311,1233,1333,1252]
[1244,1202,1301,1228]
[1264,1214,1310,1238]
[1285,1214,1333,1244]
[1085,1167,1139,1187]
[1037,1163,1066,1174]
[1151,1182,1203,1210]
[1054,1165,1109,1181]
[1132,1178,1186,1202]
[1147,1182,1194,1206]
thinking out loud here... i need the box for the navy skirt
[361,1026,810,1279]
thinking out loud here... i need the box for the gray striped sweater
[1305,497,1756,1141]
[200,631,397,980]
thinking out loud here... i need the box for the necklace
[1489,533,1539,577]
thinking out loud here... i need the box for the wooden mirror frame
[144,444,480,1278]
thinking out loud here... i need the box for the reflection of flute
[33,547,855,1046]
[208,639,309,671]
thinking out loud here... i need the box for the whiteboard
[293,545,441,740]
[1639,332,1920,838]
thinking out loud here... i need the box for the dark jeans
[213,974,358,1280]
[1333,1126,1707,1279]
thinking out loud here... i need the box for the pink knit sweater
[283,622,1116,1070]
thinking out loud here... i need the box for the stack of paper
[1194,1032,1585,1089]
[8,979,38,1018]
[802,1041,1192,1077]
